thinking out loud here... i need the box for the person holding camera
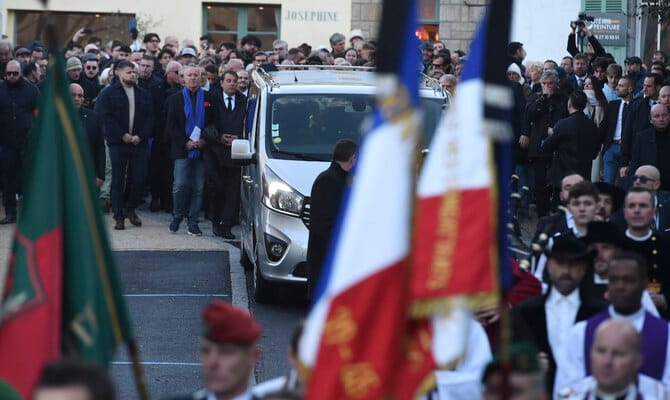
[567,15,606,74]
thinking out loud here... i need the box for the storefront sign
[284,10,339,22]
[589,12,627,47]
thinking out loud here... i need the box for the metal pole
[658,15,662,51]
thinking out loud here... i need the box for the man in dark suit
[95,60,154,230]
[600,76,633,184]
[306,139,358,299]
[542,90,600,195]
[205,70,247,239]
[513,235,606,394]
[620,73,663,179]
[165,65,223,235]
[70,83,105,187]
[629,104,670,191]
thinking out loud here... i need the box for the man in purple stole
[555,251,670,397]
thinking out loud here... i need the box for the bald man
[561,319,668,399]
[629,104,670,191]
[70,83,105,187]
[627,165,670,233]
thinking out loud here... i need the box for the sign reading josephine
[284,10,339,22]
[589,13,627,47]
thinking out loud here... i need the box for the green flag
[0,48,134,396]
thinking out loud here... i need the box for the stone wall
[351,0,487,52]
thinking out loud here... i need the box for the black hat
[583,221,625,247]
[544,235,596,262]
[15,47,30,56]
[594,182,625,211]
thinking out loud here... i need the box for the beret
[202,300,261,345]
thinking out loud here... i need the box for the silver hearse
[231,66,448,302]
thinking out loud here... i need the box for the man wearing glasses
[142,33,163,80]
[0,60,40,224]
[629,165,670,233]
[272,39,289,63]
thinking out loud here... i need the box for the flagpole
[128,341,150,400]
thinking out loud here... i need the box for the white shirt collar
[609,305,646,331]
[625,229,653,241]
[548,287,580,306]
[594,274,608,284]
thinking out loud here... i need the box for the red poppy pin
[204,101,211,107]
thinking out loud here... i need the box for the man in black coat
[513,235,607,394]
[70,83,105,187]
[95,60,154,230]
[620,73,663,179]
[629,104,670,191]
[306,139,358,299]
[542,90,600,194]
[522,70,569,217]
[600,76,633,184]
[165,65,224,235]
[0,60,40,224]
[205,71,247,239]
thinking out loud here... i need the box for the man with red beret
[169,300,261,400]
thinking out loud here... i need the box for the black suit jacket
[95,81,154,145]
[165,89,225,160]
[630,126,662,174]
[621,96,653,167]
[542,111,600,187]
[512,289,607,394]
[78,107,105,180]
[600,99,630,150]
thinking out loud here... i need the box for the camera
[572,12,595,28]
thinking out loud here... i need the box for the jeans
[602,143,621,185]
[172,158,205,225]
[0,146,21,216]
[108,144,148,221]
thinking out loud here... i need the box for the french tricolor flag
[298,0,421,398]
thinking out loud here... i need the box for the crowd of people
[2,16,670,400]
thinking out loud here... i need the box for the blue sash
[183,87,204,159]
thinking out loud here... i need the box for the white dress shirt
[554,306,670,398]
[546,288,581,354]
[224,94,237,111]
[612,100,628,141]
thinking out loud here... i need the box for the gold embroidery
[341,363,381,398]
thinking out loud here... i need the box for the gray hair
[540,70,559,83]
[329,33,345,45]
[272,39,288,49]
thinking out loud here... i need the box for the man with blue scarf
[165,65,224,235]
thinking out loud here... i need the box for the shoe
[220,226,235,240]
[0,215,16,224]
[149,199,161,212]
[187,225,203,236]
[212,221,224,237]
[114,219,125,230]
[101,198,112,213]
[169,218,182,233]
[124,209,142,226]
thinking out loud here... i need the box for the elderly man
[165,65,223,235]
[0,60,39,224]
[272,40,289,62]
[561,319,668,399]
[168,300,261,400]
[70,84,105,188]
[555,251,670,396]
[628,104,670,191]
[329,32,346,59]
[236,70,250,97]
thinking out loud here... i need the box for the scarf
[183,87,205,159]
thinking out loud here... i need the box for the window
[14,11,134,47]
[203,4,280,50]
[417,0,439,41]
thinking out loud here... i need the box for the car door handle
[242,175,254,184]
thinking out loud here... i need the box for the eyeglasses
[633,175,657,183]
[5,71,19,77]
[86,66,98,70]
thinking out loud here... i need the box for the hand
[547,127,554,136]
[185,140,197,150]
[519,135,530,148]
[122,133,133,144]
[72,28,86,42]
[95,177,104,187]
[196,139,207,149]
[537,352,549,375]
[619,166,629,178]
[221,134,237,146]
[651,293,668,310]
[131,135,141,145]
[474,306,500,326]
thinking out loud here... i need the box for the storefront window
[203,4,280,50]
[417,0,439,41]
[15,11,134,47]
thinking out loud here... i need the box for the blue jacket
[95,81,154,145]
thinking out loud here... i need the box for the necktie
[227,96,233,112]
